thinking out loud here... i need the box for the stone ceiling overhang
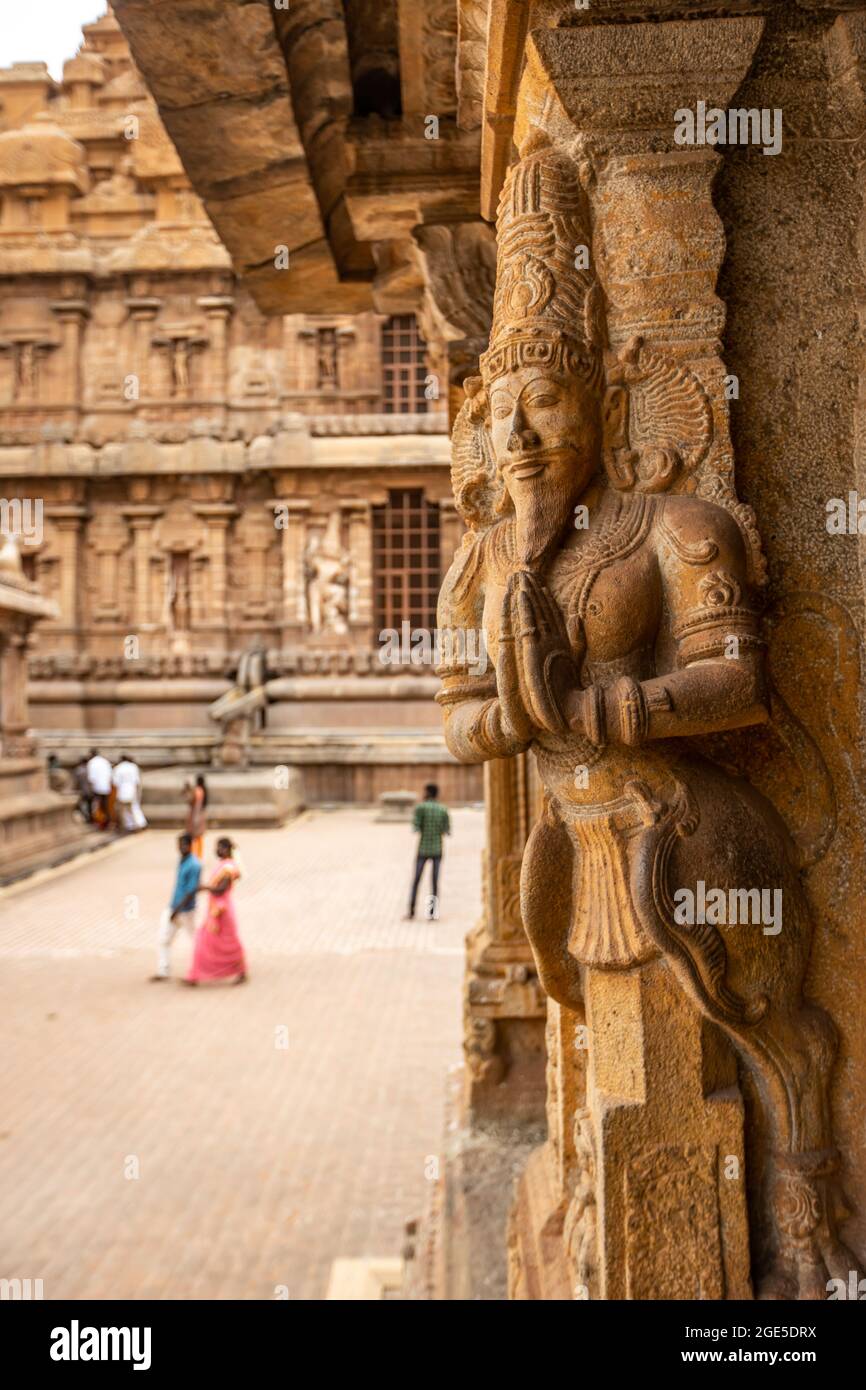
[111,0,374,315]
[112,0,483,319]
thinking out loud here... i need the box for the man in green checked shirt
[405,783,451,919]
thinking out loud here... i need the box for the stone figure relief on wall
[437,144,859,1299]
[304,512,351,637]
[0,303,61,405]
[152,323,208,399]
[152,502,206,651]
[165,551,192,639]
[317,328,339,390]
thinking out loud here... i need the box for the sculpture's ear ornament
[451,393,506,532]
[603,335,713,494]
[463,373,488,424]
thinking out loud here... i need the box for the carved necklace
[549,490,656,672]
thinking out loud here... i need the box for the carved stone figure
[437,145,856,1299]
[209,640,268,767]
[304,513,350,636]
[166,550,192,638]
[317,328,339,389]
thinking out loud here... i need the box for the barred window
[381,314,427,414]
[372,488,440,634]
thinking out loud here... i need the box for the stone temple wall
[0,9,481,802]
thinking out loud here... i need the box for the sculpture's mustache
[507,459,547,480]
[503,444,575,481]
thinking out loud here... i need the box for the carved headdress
[480,147,605,391]
[451,148,605,530]
[451,146,718,529]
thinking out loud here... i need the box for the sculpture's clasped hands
[496,570,583,740]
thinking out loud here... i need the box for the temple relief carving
[437,144,858,1300]
[304,512,352,637]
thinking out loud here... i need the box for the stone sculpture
[438,143,856,1299]
[305,514,351,637]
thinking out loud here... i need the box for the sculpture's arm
[437,678,531,763]
[575,497,769,747]
[435,537,531,763]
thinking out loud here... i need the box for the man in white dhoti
[112,753,147,832]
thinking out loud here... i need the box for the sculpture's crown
[480,147,604,389]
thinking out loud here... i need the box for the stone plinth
[141,767,304,830]
[375,790,416,822]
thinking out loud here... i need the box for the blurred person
[185,773,208,861]
[86,747,112,830]
[185,836,247,986]
[405,782,451,920]
[106,759,119,831]
[113,752,147,833]
[72,756,92,822]
[150,833,201,982]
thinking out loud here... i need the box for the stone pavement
[0,807,483,1300]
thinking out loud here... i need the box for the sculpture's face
[487,364,601,566]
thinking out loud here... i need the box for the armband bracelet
[584,685,606,748]
[615,676,649,747]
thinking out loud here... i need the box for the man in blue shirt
[150,833,201,981]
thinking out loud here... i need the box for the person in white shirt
[86,748,112,829]
[113,753,147,833]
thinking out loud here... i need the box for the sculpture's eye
[526,392,559,408]
[492,400,513,420]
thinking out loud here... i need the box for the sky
[0,1,106,79]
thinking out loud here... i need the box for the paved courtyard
[0,807,483,1300]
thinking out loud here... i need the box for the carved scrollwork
[604,335,713,494]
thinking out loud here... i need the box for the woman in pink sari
[185,837,247,985]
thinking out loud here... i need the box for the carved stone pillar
[508,1000,587,1301]
[198,294,234,404]
[191,503,236,644]
[490,12,768,1303]
[440,5,865,1304]
[339,501,373,636]
[465,753,546,1128]
[123,505,162,631]
[270,498,310,645]
[0,627,32,756]
[46,503,87,644]
[125,297,161,400]
[49,299,89,411]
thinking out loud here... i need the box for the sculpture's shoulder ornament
[438,520,513,627]
[654,493,755,591]
[654,495,763,666]
[655,493,739,566]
